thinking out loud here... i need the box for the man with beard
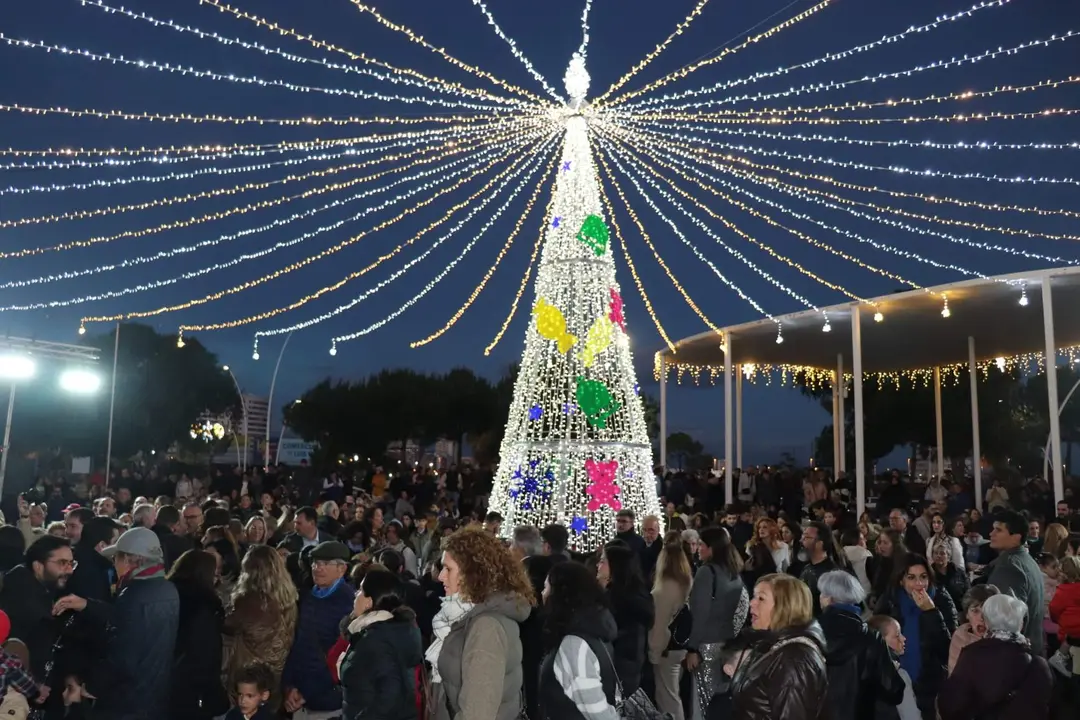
[0,535,74,684]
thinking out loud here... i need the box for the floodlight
[0,355,36,380]
[59,368,101,394]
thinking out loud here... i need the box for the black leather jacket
[730,621,829,720]
[819,606,905,720]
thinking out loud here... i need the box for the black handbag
[667,603,692,650]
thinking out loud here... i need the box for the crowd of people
[0,461,1076,720]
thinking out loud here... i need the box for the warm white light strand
[80,0,533,109]
[258,133,559,339]
[618,0,1010,109]
[619,28,1079,113]
[0,33,516,113]
[622,124,1080,186]
[603,137,820,312]
[0,135,534,299]
[470,0,563,101]
[597,135,774,320]
[578,0,593,58]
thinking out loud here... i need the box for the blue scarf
[897,589,932,683]
[312,577,345,599]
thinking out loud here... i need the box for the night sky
[1,0,1078,462]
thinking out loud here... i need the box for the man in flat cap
[53,527,179,720]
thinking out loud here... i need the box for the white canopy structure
[655,266,1080,517]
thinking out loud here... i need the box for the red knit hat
[0,609,11,645]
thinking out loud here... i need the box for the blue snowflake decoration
[633,383,640,396]
[552,216,561,228]
[509,459,555,511]
[562,160,572,172]
[528,404,543,421]
[570,515,588,534]
[562,402,576,415]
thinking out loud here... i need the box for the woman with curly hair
[223,544,300,712]
[435,527,535,720]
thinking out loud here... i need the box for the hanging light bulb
[995,357,1007,372]
[941,296,951,318]
[329,342,338,357]
[1019,288,1029,307]
[775,325,784,344]
[873,311,884,323]
[176,335,185,349]
[252,339,260,361]
[77,324,86,335]
[742,363,756,379]
[822,320,832,333]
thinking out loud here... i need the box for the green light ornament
[576,214,609,257]
[575,376,621,428]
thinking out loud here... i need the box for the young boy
[868,615,921,720]
[225,664,275,720]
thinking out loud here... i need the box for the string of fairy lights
[2,0,1079,388]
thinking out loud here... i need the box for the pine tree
[488,56,661,550]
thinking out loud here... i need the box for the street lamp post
[222,365,248,473]
[0,338,101,496]
[275,399,300,466]
[262,332,293,470]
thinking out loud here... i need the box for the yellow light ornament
[533,298,577,353]
[581,315,614,368]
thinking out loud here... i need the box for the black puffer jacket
[607,582,654,695]
[730,621,829,720]
[818,606,905,720]
[339,607,423,720]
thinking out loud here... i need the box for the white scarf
[336,610,393,678]
[425,594,474,683]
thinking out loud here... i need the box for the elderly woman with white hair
[816,570,905,720]
[938,593,1053,720]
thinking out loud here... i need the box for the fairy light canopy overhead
[657,266,1080,380]
[0,0,1077,373]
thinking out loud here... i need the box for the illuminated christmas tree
[488,55,661,550]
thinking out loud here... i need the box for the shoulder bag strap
[710,564,718,600]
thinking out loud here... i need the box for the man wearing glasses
[0,535,75,690]
[282,541,354,719]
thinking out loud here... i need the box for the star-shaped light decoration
[562,160,572,172]
[509,459,555,511]
[570,515,588,534]
[562,402,576,415]
[528,404,543,421]
[633,382,640,396]
[552,216,561,228]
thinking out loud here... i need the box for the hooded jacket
[339,607,423,720]
[729,621,829,720]
[437,592,532,720]
[818,606,905,720]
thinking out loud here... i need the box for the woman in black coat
[598,542,655,695]
[167,550,229,720]
[873,553,957,720]
[339,570,423,720]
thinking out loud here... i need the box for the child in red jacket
[1049,555,1080,676]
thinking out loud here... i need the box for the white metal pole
[104,322,120,487]
[659,355,668,470]
[968,337,983,511]
[934,366,945,481]
[226,369,247,473]
[0,384,16,496]
[724,332,733,505]
[736,365,743,471]
[1043,276,1065,503]
[265,331,293,470]
[837,353,846,474]
[832,371,841,472]
[851,307,866,519]
[274,410,292,466]
[1045,377,1080,484]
